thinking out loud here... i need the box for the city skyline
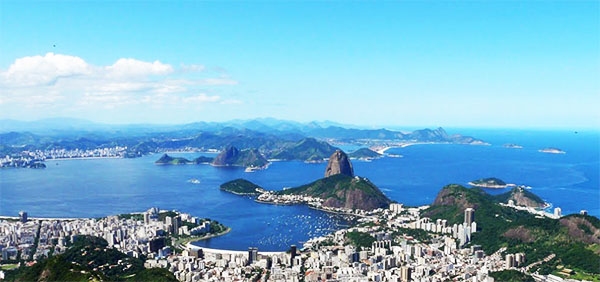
[1,1,598,129]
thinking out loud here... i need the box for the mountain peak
[325,150,354,178]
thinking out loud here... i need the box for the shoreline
[373,141,488,154]
[179,227,232,249]
[48,156,123,161]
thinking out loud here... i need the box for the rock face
[325,150,354,177]
[212,146,268,168]
[212,146,240,166]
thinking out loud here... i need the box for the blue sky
[0,1,598,129]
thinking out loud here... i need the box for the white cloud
[105,58,173,78]
[2,53,90,87]
[0,53,241,113]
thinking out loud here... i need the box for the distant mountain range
[0,118,485,161]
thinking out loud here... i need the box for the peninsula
[225,150,392,212]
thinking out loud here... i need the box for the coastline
[178,227,232,249]
[49,156,122,161]
[373,141,489,154]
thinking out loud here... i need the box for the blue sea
[1,129,598,251]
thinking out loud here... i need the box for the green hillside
[268,138,338,161]
[3,236,177,282]
[424,184,600,277]
[279,174,391,211]
[220,179,262,195]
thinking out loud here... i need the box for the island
[348,147,382,161]
[212,146,269,169]
[539,147,566,154]
[220,178,263,195]
[468,177,510,189]
[503,143,523,149]
[155,153,191,165]
[154,153,214,165]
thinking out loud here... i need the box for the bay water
[1,129,597,251]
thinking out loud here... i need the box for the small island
[469,177,510,189]
[348,148,382,161]
[503,143,523,149]
[539,147,566,154]
[154,154,214,165]
[220,178,263,195]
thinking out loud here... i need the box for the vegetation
[425,184,600,275]
[494,186,545,207]
[348,148,381,159]
[278,174,391,210]
[345,231,376,249]
[193,156,214,164]
[118,213,144,221]
[268,138,338,161]
[392,228,433,243]
[469,177,506,187]
[155,153,191,165]
[212,146,269,168]
[220,178,262,195]
[3,235,177,281]
[489,270,535,282]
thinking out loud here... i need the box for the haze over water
[1,129,597,251]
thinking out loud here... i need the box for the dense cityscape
[0,198,584,281]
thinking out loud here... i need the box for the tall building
[400,266,411,282]
[464,208,475,226]
[18,211,27,223]
[248,247,258,265]
[173,216,181,235]
[290,245,297,266]
[143,212,150,225]
[505,253,515,268]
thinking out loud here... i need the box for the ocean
[0,129,598,251]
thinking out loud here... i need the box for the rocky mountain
[324,150,354,177]
[212,146,269,168]
[278,151,390,211]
